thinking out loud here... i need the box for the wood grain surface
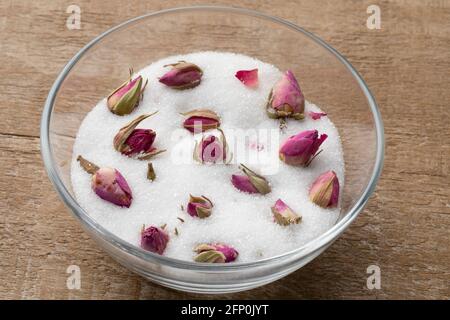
[0,0,449,299]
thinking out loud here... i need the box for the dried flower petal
[107,70,148,116]
[309,170,340,208]
[194,243,238,263]
[271,199,301,226]
[147,163,156,181]
[235,69,258,88]
[181,109,220,133]
[279,129,327,166]
[159,61,203,89]
[231,164,271,195]
[140,225,169,255]
[309,111,327,120]
[187,195,213,218]
[266,70,304,120]
[113,112,166,160]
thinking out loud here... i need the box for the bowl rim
[40,5,384,271]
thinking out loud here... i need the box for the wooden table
[1,0,449,299]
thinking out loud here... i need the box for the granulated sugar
[71,51,344,262]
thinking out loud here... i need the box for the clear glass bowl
[41,6,384,294]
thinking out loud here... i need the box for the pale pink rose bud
[77,156,133,207]
[309,170,340,208]
[140,225,169,255]
[267,70,305,120]
[235,68,258,88]
[159,61,203,89]
[113,112,165,160]
[181,109,220,133]
[107,71,148,116]
[231,164,271,195]
[194,129,230,164]
[271,199,302,226]
[194,243,238,263]
[187,195,213,219]
[279,129,328,166]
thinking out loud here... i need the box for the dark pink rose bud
[77,156,133,207]
[107,70,148,116]
[267,70,305,120]
[271,199,301,226]
[235,69,258,88]
[187,195,213,218]
[279,129,328,166]
[114,112,165,160]
[140,225,169,255]
[231,164,271,195]
[194,129,230,164]
[181,109,220,133]
[194,243,238,263]
[309,170,340,208]
[159,61,203,89]
[309,111,327,120]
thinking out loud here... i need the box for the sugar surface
[71,52,344,262]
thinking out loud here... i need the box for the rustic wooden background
[1,0,449,299]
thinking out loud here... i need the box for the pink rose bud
[159,61,203,89]
[309,111,327,120]
[107,70,148,116]
[267,70,305,120]
[279,129,328,166]
[271,199,301,226]
[187,195,213,218]
[194,129,230,164]
[140,225,169,255]
[181,109,220,133]
[77,156,133,207]
[194,243,238,263]
[309,170,340,208]
[231,164,271,195]
[235,68,258,88]
[113,112,165,160]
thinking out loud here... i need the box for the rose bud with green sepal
[194,243,238,263]
[271,199,301,226]
[187,195,213,219]
[159,61,203,89]
[113,112,166,160]
[266,70,305,120]
[309,170,340,208]
[231,164,271,195]
[77,156,132,208]
[181,109,220,133]
[279,129,327,166]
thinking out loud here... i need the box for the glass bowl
[40,6,384,294]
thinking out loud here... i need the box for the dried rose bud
[187,195,213,218]
[107,71,148,116]
[271,199,301,226]
[77,156,133,207]
[181,109,220,133]
[279,129,328,166]
[194,129,230,164]
[231,164,271,195]
[266,70,305,120]
[140,225,169,255]
[113,112,165,160]
[235,68,258,88]
[309,170,340,208]
[159,61,203,89]
[194,243,238,263]
[309,111,327,120]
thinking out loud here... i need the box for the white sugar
[71,51,344,262]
